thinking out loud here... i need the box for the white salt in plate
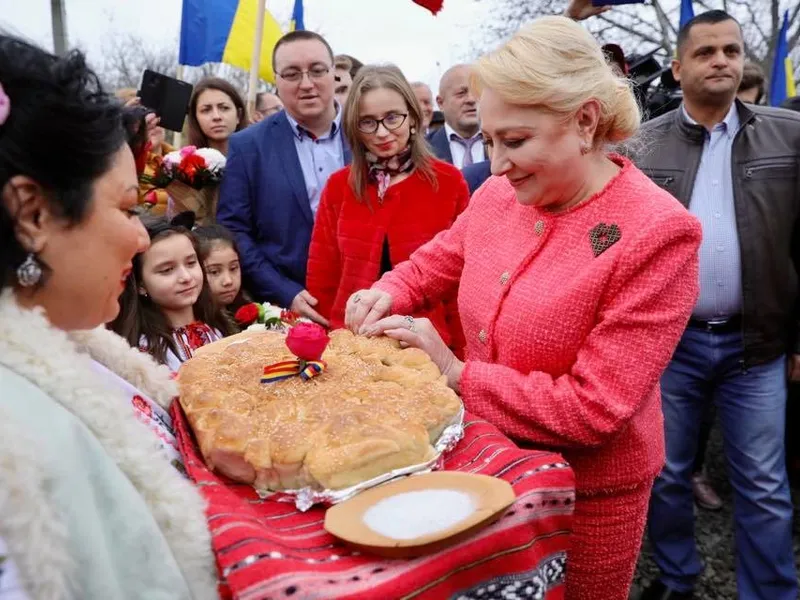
[324,472,516,558]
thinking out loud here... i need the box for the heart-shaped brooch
[588,223,621,257]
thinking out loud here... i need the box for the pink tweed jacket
[375,156,701,493]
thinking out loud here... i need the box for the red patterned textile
[172,406,575,600]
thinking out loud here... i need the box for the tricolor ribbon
[261,359,327,384]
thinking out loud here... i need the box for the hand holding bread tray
[177,321,466,511]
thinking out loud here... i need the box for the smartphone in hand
[137,69,193,132]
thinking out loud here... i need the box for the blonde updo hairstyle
[471,16,640,149]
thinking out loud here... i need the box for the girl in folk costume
[306,65,469,356]
[193,223,251,315]
[112,214,237,372]
[0,37,216,599]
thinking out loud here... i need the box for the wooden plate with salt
[323,471,516,558]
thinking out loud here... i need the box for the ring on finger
[404,315,415,332]
[353,294,361,304]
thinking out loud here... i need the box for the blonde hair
[472,16,640,148]
[343,65,437,202]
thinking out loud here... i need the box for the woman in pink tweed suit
[345,16,701,600]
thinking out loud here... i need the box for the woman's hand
[363,315,464,392]
[145,112,165,151]
[344,289,393,333]
[564,0,610,20]
[290,289,330,327]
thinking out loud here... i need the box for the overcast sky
[0,0,489,95]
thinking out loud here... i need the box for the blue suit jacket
[427,127,488,167]
[462,160,492,196]
[427,127,453,164]
[217,111,352,307]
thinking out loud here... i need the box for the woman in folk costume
[0,36,217,599]
[307,65,469,356]
[345,17,702,600]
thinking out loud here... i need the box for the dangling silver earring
[16,253,42,287]
[410,126,416,135]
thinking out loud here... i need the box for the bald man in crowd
[426,64,484,168]
[411,82,434,132]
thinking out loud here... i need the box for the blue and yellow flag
[770,11,797,106]
[179,0,284,83]
[679,0,694,29]
[291,0,305,31]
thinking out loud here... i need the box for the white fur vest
[0,291,218,600]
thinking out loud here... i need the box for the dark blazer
[427,127,488,167]
[427,127,453,164]
[217,111,351,308]
[462,160,492,196]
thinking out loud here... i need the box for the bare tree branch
[596,14,662,47]
[469,0,794,82]
[789,3,800,50]
[650,0,677,56]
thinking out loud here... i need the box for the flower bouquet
[234,302,305,332]
[144,146,227,225]
[148,145,226,189]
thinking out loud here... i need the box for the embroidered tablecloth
[173,407,575,600]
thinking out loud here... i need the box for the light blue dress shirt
[285,105,345,217]
[682,104,743,320]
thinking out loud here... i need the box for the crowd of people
[1,0,799,598]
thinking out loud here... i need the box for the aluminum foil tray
[258,405,465,512]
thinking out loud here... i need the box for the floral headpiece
[0,83,10,126]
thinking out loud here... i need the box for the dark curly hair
[0,34,126,288]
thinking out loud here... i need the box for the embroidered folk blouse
[141,321,222,373]
[90,360,184,473]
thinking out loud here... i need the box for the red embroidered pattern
[172,321,219,363]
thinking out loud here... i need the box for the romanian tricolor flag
[290,0,305,31]
[179,0,284,83]
[770,11,797,106]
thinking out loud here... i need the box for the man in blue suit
[427,64,484,168]
[218,31,350,325]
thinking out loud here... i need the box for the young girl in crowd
[193,224,250,314]
[112,215,237,371]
